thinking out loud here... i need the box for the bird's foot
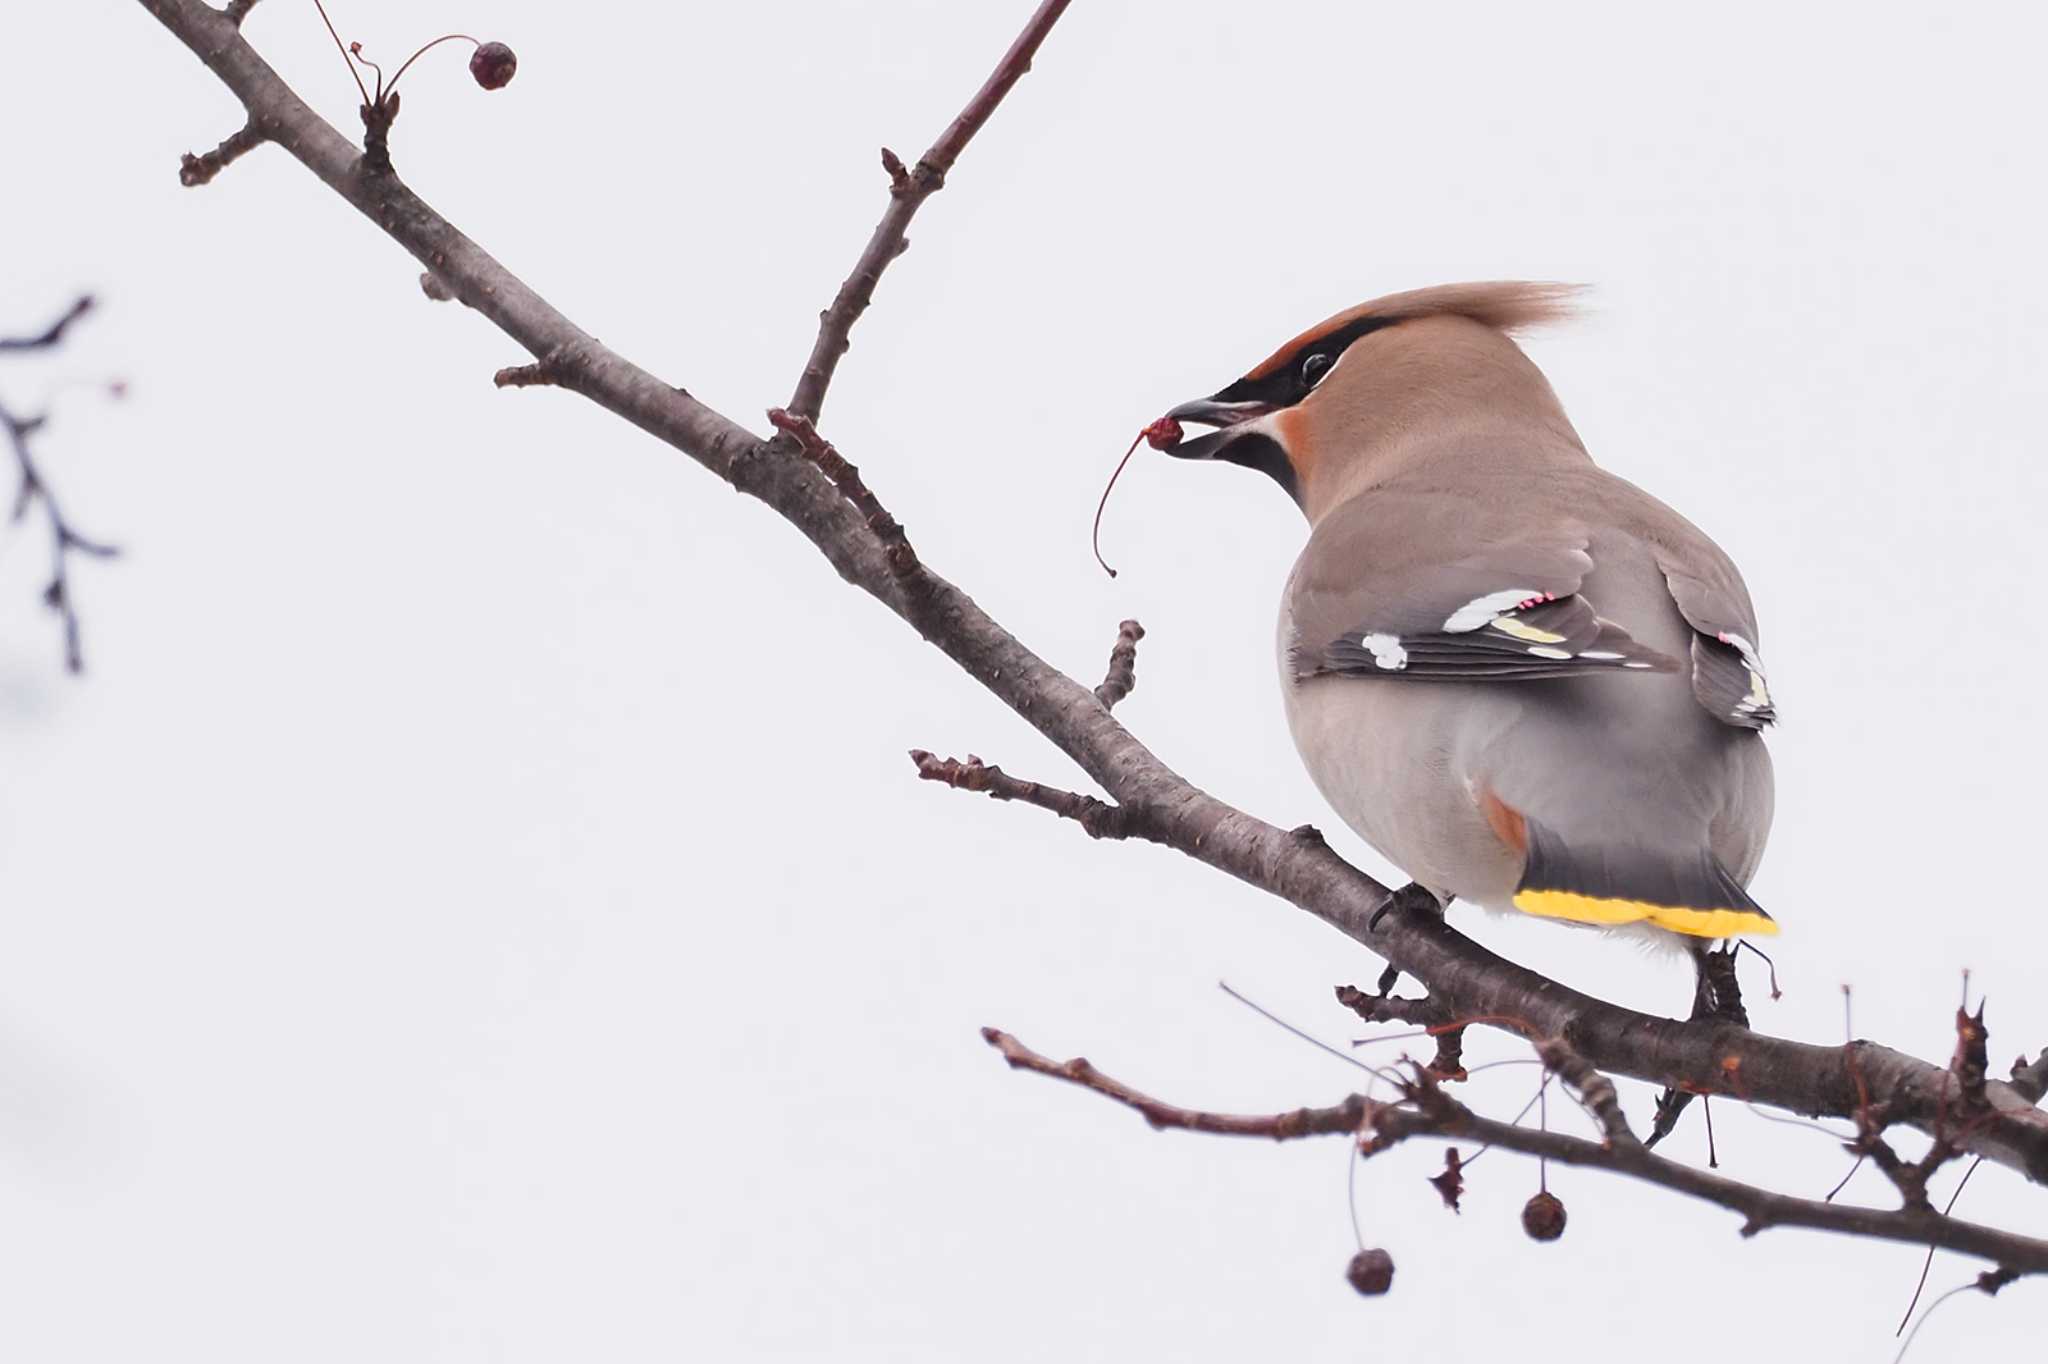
[1645,943,1751,1150]
[1367,881,1442,935]
[1367,882,1446,997]
[1691,942,1751,1029]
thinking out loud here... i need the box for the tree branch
[785,0,1074,422]
[1334,984,1450,1029]
[909,751,1140,841]
[3,406,120,674]
[2,295,118,672]
[132,0,2048,1246]
[0,296,94,352]
[985,1028,2048,1277]
[984,1027,1369,1139]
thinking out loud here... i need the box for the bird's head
[1157,282,1584,516]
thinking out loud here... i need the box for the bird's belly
[1281,671,1525,909]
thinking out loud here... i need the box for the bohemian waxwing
[1158,282,1776,979]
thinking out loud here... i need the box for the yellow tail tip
[1513,888,1777,939]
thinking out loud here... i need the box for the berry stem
[310,0,374,110]
[384,33,481,99]
[348,44,386,104]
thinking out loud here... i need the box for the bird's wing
[1287,489,1680,681]
[1654,548,1777,729]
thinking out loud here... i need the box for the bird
[1154,282,1776,1024]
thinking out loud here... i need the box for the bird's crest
[1244,282,1585,381]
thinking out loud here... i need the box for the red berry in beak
[1141,415,1183,450]
[469,41,517,90]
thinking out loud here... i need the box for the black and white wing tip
[1320,590,1679,680]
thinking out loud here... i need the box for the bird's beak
[1160,396,1272,460]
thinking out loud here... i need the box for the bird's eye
[1300,352,1333,388]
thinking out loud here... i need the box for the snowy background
[4,1,2045,1358]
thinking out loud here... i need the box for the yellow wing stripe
[1490,615,1569,645]
[1513,889,1778,939]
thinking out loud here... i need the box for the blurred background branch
[1,295,120,673]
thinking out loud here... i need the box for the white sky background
[5,0,2046,1357]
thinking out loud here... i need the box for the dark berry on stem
[1521,1191,1567,1241]
[470,41,518,90]
[1345,1248,1395,1295]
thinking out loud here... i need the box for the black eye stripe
[1211,316,1397,409]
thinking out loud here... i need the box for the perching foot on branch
[1646,943,1753,1150]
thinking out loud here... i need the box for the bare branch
[223,0,259,25]
[3,407,120,674]
[785,0,1075,422]
[1335,983,1449,1028]
[988,1028,2048,1276]
[179,120,267,186]
[1093,619,1145,710]
[910,751,1139,841]
[0,297,94,352]
[983,1027,1368,1140]
[419,272,456,303]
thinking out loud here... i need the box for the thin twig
[1334,985,1449,1028]
[909,750,1138,841]
[1825,1153,1867,1202]
[1093,619,1145,710]
[3,406,120,673]
[984,1027,1368,1140]
[1892,1269,2021,1364]
[1898,1156,1987,1334]
[786,0,1075,422]
[179,119,267,186]
[3,296,118,672]
[0,297,94,352]
[1216,982,1404,1087]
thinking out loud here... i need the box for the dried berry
[1521,1190,1567,1241]
[1345,1248,1395,1296]
[469,41,517,90]
[1427,1146,1465,1212]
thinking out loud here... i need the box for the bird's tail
[1511,818,1775,939]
